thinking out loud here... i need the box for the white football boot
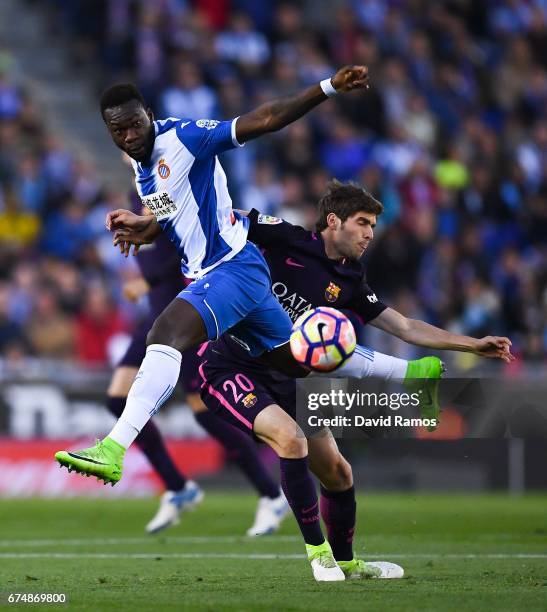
[146,480,204,534]
[246,489,290,537]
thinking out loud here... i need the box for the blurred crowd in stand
[0,0,545,373]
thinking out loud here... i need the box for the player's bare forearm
[371,308,514,362]
[400,320,514,362]
[399,319,479,352]
[236,85,326,142]
[235,65,369,142]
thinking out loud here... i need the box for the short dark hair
[316,179,383,231]
[100,83,146,118]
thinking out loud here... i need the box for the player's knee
[321,454,353,491]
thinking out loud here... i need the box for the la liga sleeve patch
[257,214,283,225]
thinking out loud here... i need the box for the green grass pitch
[0,493,545,611]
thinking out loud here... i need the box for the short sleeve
[346,279,387,324]
[176,117,244,158]
[247,208,306,248]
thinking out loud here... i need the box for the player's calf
[312,452,353,492]
[308,431,353,491]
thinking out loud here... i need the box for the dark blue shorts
[199,346,296,437]
[178,242,292,357]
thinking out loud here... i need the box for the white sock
[312,344,408,380]
[370,349,408,379]
[108,344,182,448]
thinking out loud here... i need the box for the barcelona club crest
[242,393,257,408]
[325,282,341,303]
[157,158,170,179]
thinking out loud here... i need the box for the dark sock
[107,396,186,491]
[320,485,356,561]
[194,410,279,499]
[279,457,324,546]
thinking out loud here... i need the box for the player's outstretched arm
[235,65,369,143]
[370,308,515,363]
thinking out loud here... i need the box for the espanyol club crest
[157,158,170,179]
[325,281,341,302]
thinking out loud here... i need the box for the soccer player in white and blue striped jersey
[55,66,369,463]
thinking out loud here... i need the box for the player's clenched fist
[331,65,370,92]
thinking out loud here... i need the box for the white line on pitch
[0,553,546,560]
[0,536,301,547]
[0,553,302,559]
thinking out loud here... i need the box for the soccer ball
[290,307,356,372]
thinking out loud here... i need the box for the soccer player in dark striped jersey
[110,180,513,581]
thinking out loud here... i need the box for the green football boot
[403,356,445,431]
[55,437,125,486]
[338,558,404,579]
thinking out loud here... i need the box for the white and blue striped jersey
[130,117,249,279]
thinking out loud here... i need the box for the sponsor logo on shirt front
[325,282,341,303]
[157,158,170,179]
[271,282,314,322]
[140,190,177,219]
[257,214,283,225]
